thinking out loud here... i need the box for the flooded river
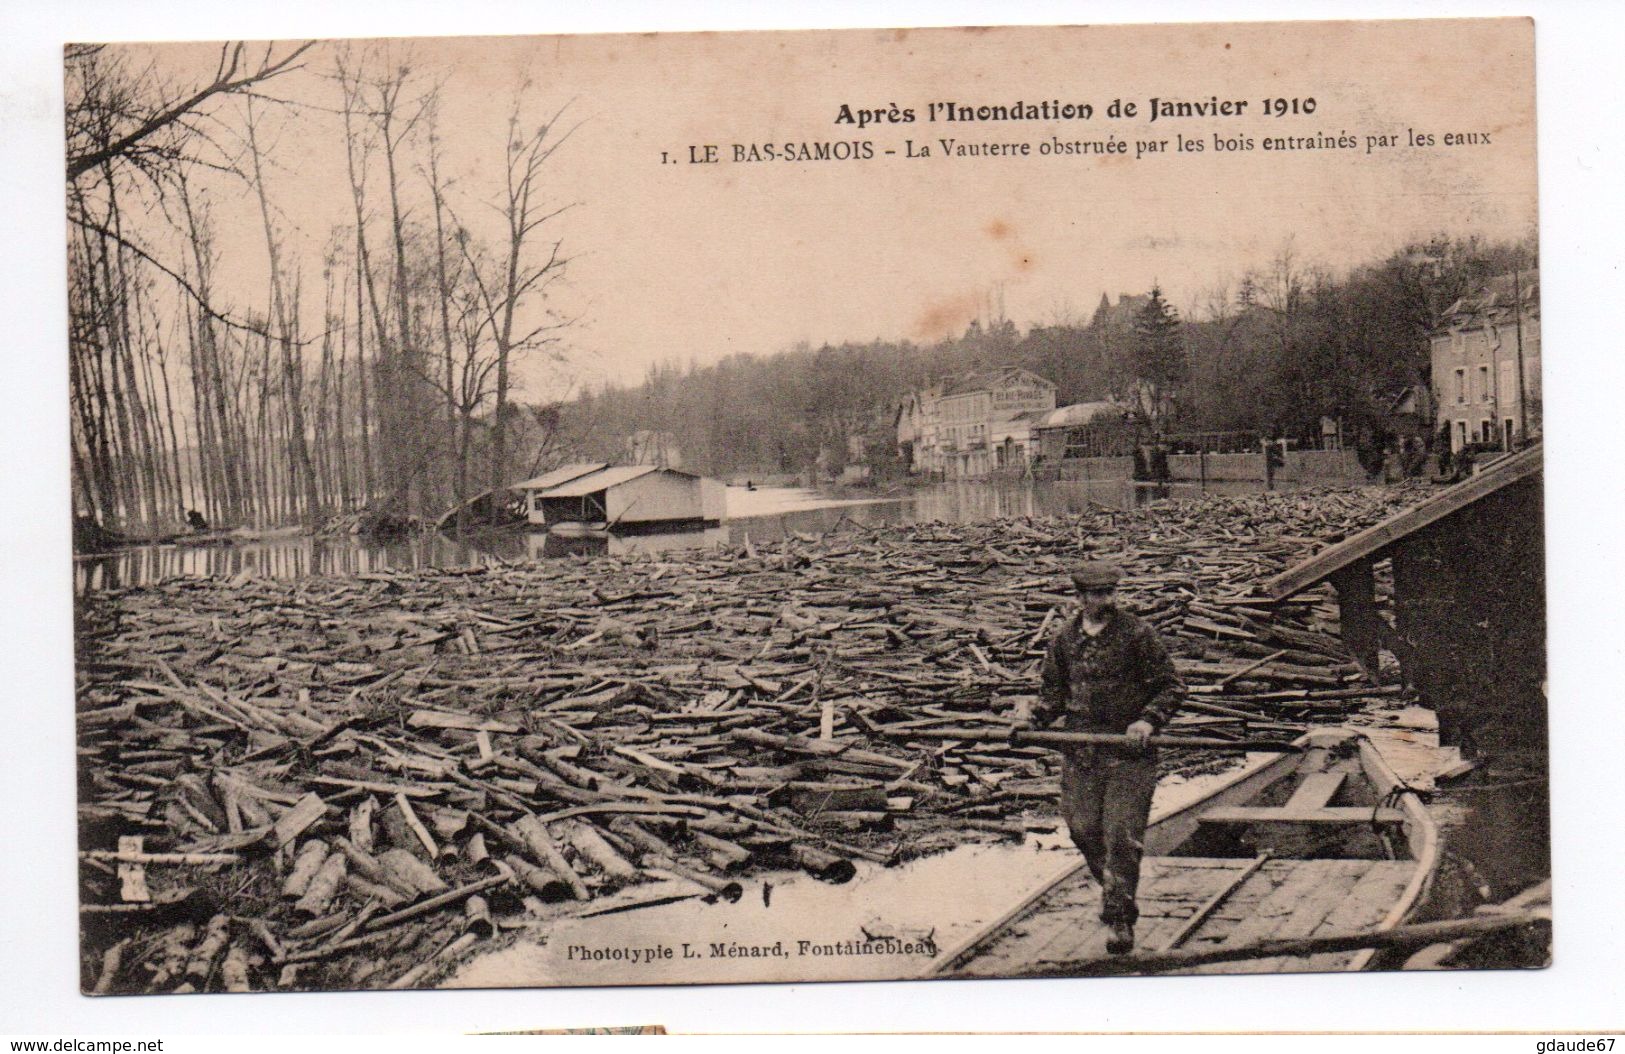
[75,478,1297,592]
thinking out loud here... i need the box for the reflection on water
[731,478,1273,534]
[913,479,1142,520]
[74,533,521,593]
[77,477,1298,591]
[525,526,731,560]
[721,479,1144,539]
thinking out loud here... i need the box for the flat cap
[1070,561,1123,590]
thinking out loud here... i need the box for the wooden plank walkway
[949,855,1420,978]
[1262,443,1541,598]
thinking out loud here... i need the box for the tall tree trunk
[245,97,321,526]
[427,130,463,528]
[338,63,389,511]
[185,309,216,524]
[91,195,143,529]
[316,269,336,515]
[179,179,244,525]
[255,328,274,526]
[130,279,179,522]
[379,81,419,518]
[354,238,377,507]
[333,268,353,512]
[67,207,120,525]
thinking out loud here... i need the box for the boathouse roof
[511,462,609,492]
[538,465,699,498]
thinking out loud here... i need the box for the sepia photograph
[59,13,1559,1004]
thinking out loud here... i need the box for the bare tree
[67,41,315,183]
[373,53,434,517]
[244,94,322,524]
[423,99,466,522]
[459,92,578,524]
[66,41,314,532]
[334,47,386,509]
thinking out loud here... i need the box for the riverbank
[75,484,1433,993]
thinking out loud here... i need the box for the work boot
[1106,921,1135,955]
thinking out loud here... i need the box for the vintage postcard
[67,17,1547,995]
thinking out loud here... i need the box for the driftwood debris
[75,486,1425,992]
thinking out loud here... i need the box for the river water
[74,478,1291,592]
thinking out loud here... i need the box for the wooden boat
[545,519,610,537]
[926,727,1439,977]
[169,529,240,548]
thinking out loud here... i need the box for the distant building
[1429,269,1540,452]
[1091,291,1152,330]
[840,434,873,484]
[894,382,943,475]
[991,409,1052,470]
[509,462,609,524]
[1386,387,1431,443]
[1031,400,1137,461]
[898,367,1057,478]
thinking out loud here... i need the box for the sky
[100,19,1536,402]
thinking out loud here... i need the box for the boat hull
[545,516,722,538]
[927,728,1438,977]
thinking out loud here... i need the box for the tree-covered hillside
[554,235,1535,479]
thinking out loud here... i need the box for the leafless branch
[67,40,317,181]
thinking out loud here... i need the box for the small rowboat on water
[545,520,611,537]
[927,727,1439,977]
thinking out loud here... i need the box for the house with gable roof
[1429,269,1540,452]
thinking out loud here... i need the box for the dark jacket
[1035,606,1184,734]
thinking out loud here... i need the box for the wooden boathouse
[1263,444,1545,757]
[509,462,608,525]
[515,464,727,532]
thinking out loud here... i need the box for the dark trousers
[1060,750,1158,926]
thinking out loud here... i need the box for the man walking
[1019,561,1185,954]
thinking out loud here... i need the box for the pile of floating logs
[74,485,1423,993]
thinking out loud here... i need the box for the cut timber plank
[1209,861,1342,948]
[116,835,150,903]
[1162,854,1273,950]
[1238,859,1371,973]
[1199,806,1405,826]
[1264,444,1541,598]
[1282,772,1346,811]
[273,793,328,848]
[1027,858,1253,968]
[406,710,522,734]
[1299,861,1419,971]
